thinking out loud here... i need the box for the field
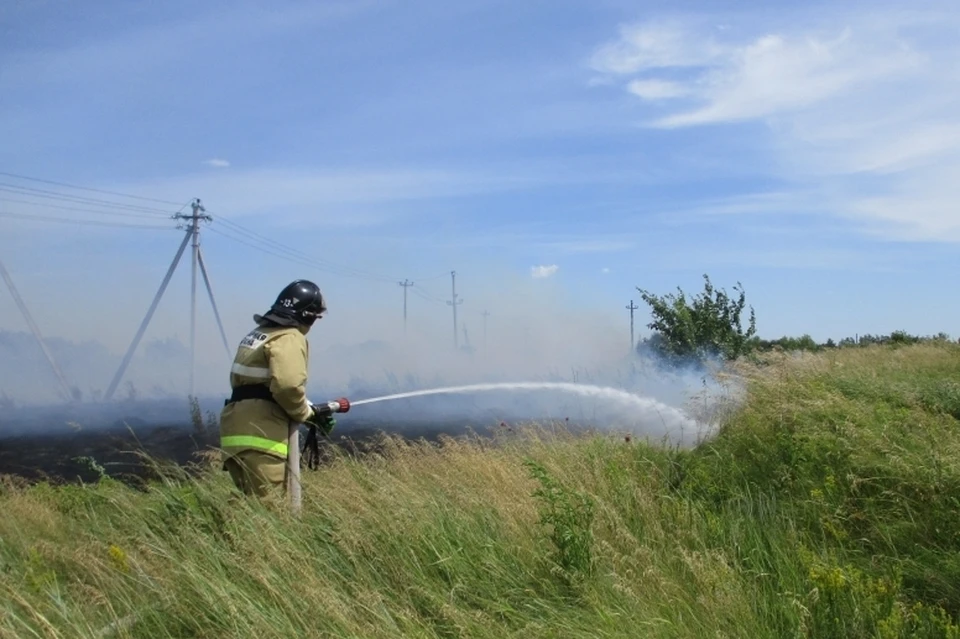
[2,342,960,637]
[0,418,496,486]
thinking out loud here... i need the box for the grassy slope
[2,342,960,638]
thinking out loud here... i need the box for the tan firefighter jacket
[219,323,314,462]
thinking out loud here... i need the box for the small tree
[637,274,757,364]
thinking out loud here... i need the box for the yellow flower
[108,544,129,573]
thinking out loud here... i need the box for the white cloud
[203,158,230,168]
[590,19,725,74]
[626,79,689,100]
[597,24,921,128]
[590,6,960,242]
[531,264,559,279]
[601,267,611,274]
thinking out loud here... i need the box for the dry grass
[2,341,960,637]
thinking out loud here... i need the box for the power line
[0,210,176,230]
[205,225,335,270]
[0,197,174,220]
[204,210,452,285]
[2,170,448,288]
[407,271,448,282]
[410,285,446,305]
[1,171,481,352]
[209,215,404,284]
[0,170,450,285]
[0,184,180,216]
[217,222,398,282]
[0,170,185,206]
[0,172,492,396]
[205,224,388,281]
[206,226,391,283]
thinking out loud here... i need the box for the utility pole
[398,279,414,334]
[175,199,212,397]
[626,299,639,352]
[446,270,462,350]
[0,257,74,401]
[480,310,490,351]
[104,198,231,402]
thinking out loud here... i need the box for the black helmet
[258,280,326,327]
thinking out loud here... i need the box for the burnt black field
[0,386,657,485]
[0,396,593,486]
[0,418,506,486]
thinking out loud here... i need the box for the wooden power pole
[398,279,414,334]
[447,270,462,350]
[0,257,74,400]
[104,198,231,401]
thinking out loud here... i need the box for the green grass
[3,341,960,637]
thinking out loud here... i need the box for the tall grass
[2,342,960,637]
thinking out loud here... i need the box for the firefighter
[219,279,336,497]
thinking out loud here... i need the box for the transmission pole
[626,299,639,351]
[104,197,227,402]
[446,270,462,350]
[480,310,490,351]
[0,257,74,400]
[398,279,414,334]
[175,199,211,396]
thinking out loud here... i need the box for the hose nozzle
[313,397,351,416]
[329,397,350,413]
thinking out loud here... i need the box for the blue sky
[1,0,959,376]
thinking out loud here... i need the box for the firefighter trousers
[224,449,287,497]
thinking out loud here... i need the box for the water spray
[325,381,699,434]
[289,382,700,515]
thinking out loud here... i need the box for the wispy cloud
[531,264,559,279]
[203,158,230,168]
[590,19,725,74]
[590,5,960,243]
[626,79,690,100]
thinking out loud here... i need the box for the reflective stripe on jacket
[219,323,312,461]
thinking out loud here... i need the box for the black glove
[305,405,336,436]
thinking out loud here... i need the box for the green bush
[524,458,595,583]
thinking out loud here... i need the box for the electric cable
[0,184,176,216]
[410,286,449,305]
[214,216,455,286]
[209,215,403,283]
[205,225,394,282]
[0,197,173,220]
[0,170,185,206]
[0,170,456,287]
[206,224,388,281]
[0,210,177,230]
